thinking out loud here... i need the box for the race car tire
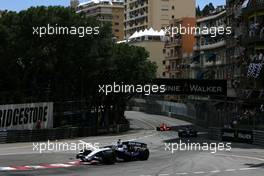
[139,149,149,161]
[156,127,161,131]
[193,132,198,137]
[102,152,116,164]
[178,132,182,137]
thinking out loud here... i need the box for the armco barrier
[208,127,222,140]
[208,128,264,146]
[0,130,7,143]
[0,124,129,143]
[253,130,264,146]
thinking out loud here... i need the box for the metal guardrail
[253,130,264,146]
[208,127,222,140]
[208,128,264,146]
[0,130,7,144]
[0,124,129,143]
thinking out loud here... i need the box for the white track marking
[193,171,205,174]
[225,169,236,172]
[215,153,264,162]
[26,166,46,169]
[210,170,220,173]
[140,166,263,176]
[175,173,188,175]
[0,167,16,171]
[239,167,259,171]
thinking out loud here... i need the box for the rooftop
[78,0,124,7]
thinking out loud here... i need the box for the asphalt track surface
[0,111,264,176]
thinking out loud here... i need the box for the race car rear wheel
[139,149,149,161]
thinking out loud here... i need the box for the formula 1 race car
[156,123,171,131]
[178,127,198,138]
[76,141,150,164]
[76,148,116,164]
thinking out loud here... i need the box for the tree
[0,6,156,127]
[196,6,202,17]
[200,3,215,17]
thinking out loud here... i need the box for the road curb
[0,160,80,171]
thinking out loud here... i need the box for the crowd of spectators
[249,52,264,63]
[249,20,264,38]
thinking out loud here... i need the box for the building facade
[192,1,264,129]
[124,0,195,38]
[163,17,196,79]
[124,28,167,78]
[223,0,264,129]
[76,0,125,41]
[191,8,227,80]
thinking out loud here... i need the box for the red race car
[156,123,171,131]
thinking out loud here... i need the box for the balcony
[242,34,264,45]
[194,40,226,51]
[190,62,200,68]
[215,60,225,66]
[164,39,182,48]
[204,61,215,67]
[193,45,199,51]
[165,54,181,60]
[243,0,264,15]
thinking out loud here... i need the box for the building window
[172,15,174,19]
[172,6,175,10]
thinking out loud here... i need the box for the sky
[0,0,226,12]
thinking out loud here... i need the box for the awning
[242,0,250,8]
[206,53,216,62]
[196,71,204,80]
[192,55,200,63]
[128,28,165,39]
[255,45,264,50]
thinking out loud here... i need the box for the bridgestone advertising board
[0,102,53,130]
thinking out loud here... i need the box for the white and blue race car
[76,141,149,164]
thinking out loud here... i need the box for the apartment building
[76,0,125,41]
[124,0,195,38]
[226,0,264,89]
[191,8,226,80]
[163,17,196,79]
[70,0,80,9]
[193,1,264,129]
[123,28,167,78]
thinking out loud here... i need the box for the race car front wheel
[102,152,116,164]
[139,149,149,161]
